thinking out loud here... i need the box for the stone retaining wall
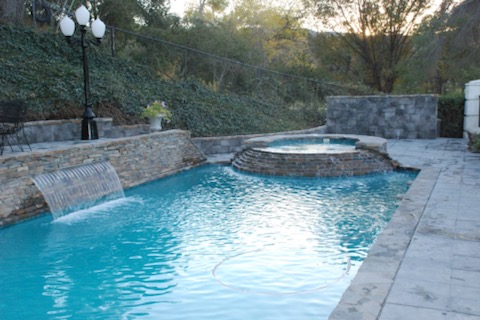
[0,130,206,226]
[24,118,150,143]
[192,126,326,155]
[326,95,438,139]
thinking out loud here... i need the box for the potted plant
[141,101,172,131]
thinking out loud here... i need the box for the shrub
[438,93,464,138]
[141,101,172,119]
[467,132,480,152]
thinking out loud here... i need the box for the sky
[169,0,191,17]
[168,0,459,18]
[167,0,457,32]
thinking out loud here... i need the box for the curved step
[232,147,395,177]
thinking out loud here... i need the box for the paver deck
[330,138,480,320]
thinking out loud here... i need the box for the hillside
[0,24,326,137]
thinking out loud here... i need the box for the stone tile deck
[330,138,480,320]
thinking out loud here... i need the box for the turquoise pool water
[264,137,356,154]
[0,165,416,319]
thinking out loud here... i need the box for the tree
[97,0,175,29]
[430,0,480,89]
[0,0,25,25]
[310,32,359,84]
[97,0,144,29]
[188,0,229,21]
[224,0,309,69]
[395,1,453,93]
[309,0,433,93]
[399,0,480,94]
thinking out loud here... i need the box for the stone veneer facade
[23,118,150,143]
[0,130,206,226]
[233,148,395,177]
[326,95,438,139]
[232,134,397,177]
[192,126,327,155]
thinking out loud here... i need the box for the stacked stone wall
[0,130,206,226]
[326,95,438,139]
[233,148,394,177]
[23,118,150,144]
[192,126,326,155]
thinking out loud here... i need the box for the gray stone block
[327,95,438,139]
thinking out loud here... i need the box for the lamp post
[59,5,106,140]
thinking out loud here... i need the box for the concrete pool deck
[330,138,480,320]
[2,137,479,319]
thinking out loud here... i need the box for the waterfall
[33,161,125,219]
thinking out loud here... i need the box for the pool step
[232,147,396,177]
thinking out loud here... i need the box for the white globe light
[59,16,75,36]
[75,5,90,26]
[91,18,106,39]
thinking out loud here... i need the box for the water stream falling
[32,161,125,219]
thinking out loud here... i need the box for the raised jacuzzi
[232,134,397,177]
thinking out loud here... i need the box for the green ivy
[0,24,325,136]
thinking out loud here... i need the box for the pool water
[263,138,356,154]
[0,165,416,320]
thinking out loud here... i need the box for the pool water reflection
[0,165,416,320]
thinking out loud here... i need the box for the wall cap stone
[326,94,439,99]
[243,133,388,154]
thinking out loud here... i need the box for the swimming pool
[0,165,416,319]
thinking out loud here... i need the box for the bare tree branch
[309,0,432,92]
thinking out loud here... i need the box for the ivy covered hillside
[0,24,326,137]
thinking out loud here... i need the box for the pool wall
[0,130,206,226]
[192,126,326,155]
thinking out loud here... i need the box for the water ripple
[0,165,416,320]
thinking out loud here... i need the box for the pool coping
[328,166,440,319]
[243,134,389,154]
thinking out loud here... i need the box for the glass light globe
[75,5,90,26]
[91,18,106,39]
[59,16,75,36]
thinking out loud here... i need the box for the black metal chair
[0,100,32,155]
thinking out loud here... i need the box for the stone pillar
[95,117,113,138]
[464,80,480,137]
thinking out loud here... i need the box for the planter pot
[149,114,163,131]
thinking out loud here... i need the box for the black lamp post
[59,5,106,140]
